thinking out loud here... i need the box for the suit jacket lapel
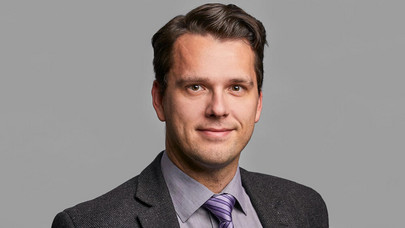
[134,152,180,228]
[133,154,296,228]
[241,168,297,228]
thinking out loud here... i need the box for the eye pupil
[233,85,240,91]
[190,85,200,91]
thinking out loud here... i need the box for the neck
[166,151,239,193]
[191,165,238,194]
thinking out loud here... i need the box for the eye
[229,84,247,96]
[231,85,242,91]
[188,84,202,91]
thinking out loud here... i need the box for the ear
[255,91,263,123]
[152,80,166,121]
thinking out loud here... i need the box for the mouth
[196,128,234,139]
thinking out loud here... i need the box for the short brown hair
[152,3,267,94]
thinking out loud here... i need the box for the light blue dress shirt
[161,152,263,228]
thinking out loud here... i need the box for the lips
[196,127,234,139]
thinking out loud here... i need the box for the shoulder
[51,153,167,228]
[241,169,323,198]
[52,176,140,228]
[241,168,328,227]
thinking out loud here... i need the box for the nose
[205,90,229,118]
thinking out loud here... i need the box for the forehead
[170,33,256,81]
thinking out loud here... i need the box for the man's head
[152,3,267,95]
[151,3,267,177]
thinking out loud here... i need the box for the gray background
[1,0,404,227]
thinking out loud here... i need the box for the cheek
[165,96,203,125]
[232,99,259,121]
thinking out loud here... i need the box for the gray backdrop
[1,0,404,227]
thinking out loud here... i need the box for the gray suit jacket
[52,153,328,228]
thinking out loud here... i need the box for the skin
[152,33,262,193]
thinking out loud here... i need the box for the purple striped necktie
[203,193,236,228]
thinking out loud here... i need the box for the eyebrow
[175,76,254,87]
[175,77,209,86]
[229,78,254,87]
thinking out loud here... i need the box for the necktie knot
[203,193,236,228]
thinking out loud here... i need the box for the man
[52,3,328,228]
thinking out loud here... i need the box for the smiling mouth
[197,128,234,138]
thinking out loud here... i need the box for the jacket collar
[241,168,296,228]
[134,152,180,228]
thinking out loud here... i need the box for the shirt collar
[221,166,248,215]
[160,151,248,223]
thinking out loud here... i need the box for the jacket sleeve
[52,211,75,228]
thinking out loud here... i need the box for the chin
[190,148,240,169]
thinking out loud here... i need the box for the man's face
[152,33,262,172]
